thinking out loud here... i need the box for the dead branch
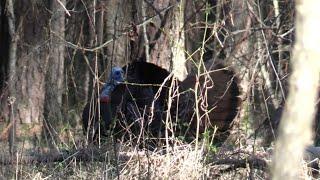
[213,156,268,172]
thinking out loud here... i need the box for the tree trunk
[272,1,320,179]
[221,0,287,145]
[7,0,17,154]
[43,0,66,147]
[0,0,9,89]
[222,0,259,140]
[170,0,187,80]
[2,1,51,151]
[142,0,187,80]
[105,0,132,67]
[183,0,203,74]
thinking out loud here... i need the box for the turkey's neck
[100,81,118,103]
[102,83,116,95]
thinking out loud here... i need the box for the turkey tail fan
[175,63,240,142]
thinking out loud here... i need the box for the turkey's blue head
[100,67,124,103]
[111,67,125,85]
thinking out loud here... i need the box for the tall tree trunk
[3,1,51,151]
[222,0,258,138]
[143,0,187,80]
[105,0,132,67]
[7,0,17,154]
[43,0,66,147]
[272,1,320,179]
[0,0,9,89]
[183,0,203,74]
[171,0,187,80]
[221,0,285,145]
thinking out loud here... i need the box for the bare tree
[3,0,51,151]
[43,0,66,147]
[138,0,186,77]
[6,0,17,154]
[272,1,320,179]
[105,0,132,67]
[170,0,187,80]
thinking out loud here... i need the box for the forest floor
[0,134,316,179]
[0,140,269,179]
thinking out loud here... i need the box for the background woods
[0,0,319,179]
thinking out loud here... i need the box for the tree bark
[4,0,50,150]
[43,0,66,147]
[0,0,9,88]
[222,0,260,141]
[170,0,187,80]
[105,0,132,67]
[221,0,288,145]
[6,0,17,154]
[143,0,187,80]
[272,1,320,179]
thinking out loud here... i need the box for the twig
[56,0,71,16]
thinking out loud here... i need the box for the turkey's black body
[111,62,171,147]
[82,62,170,145]
[124,61,171,107]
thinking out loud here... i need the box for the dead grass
[118,145,205,179]
[0,138,276,180]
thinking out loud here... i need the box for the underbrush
[0,137,274,180]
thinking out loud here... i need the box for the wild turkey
[82,61,240,145]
